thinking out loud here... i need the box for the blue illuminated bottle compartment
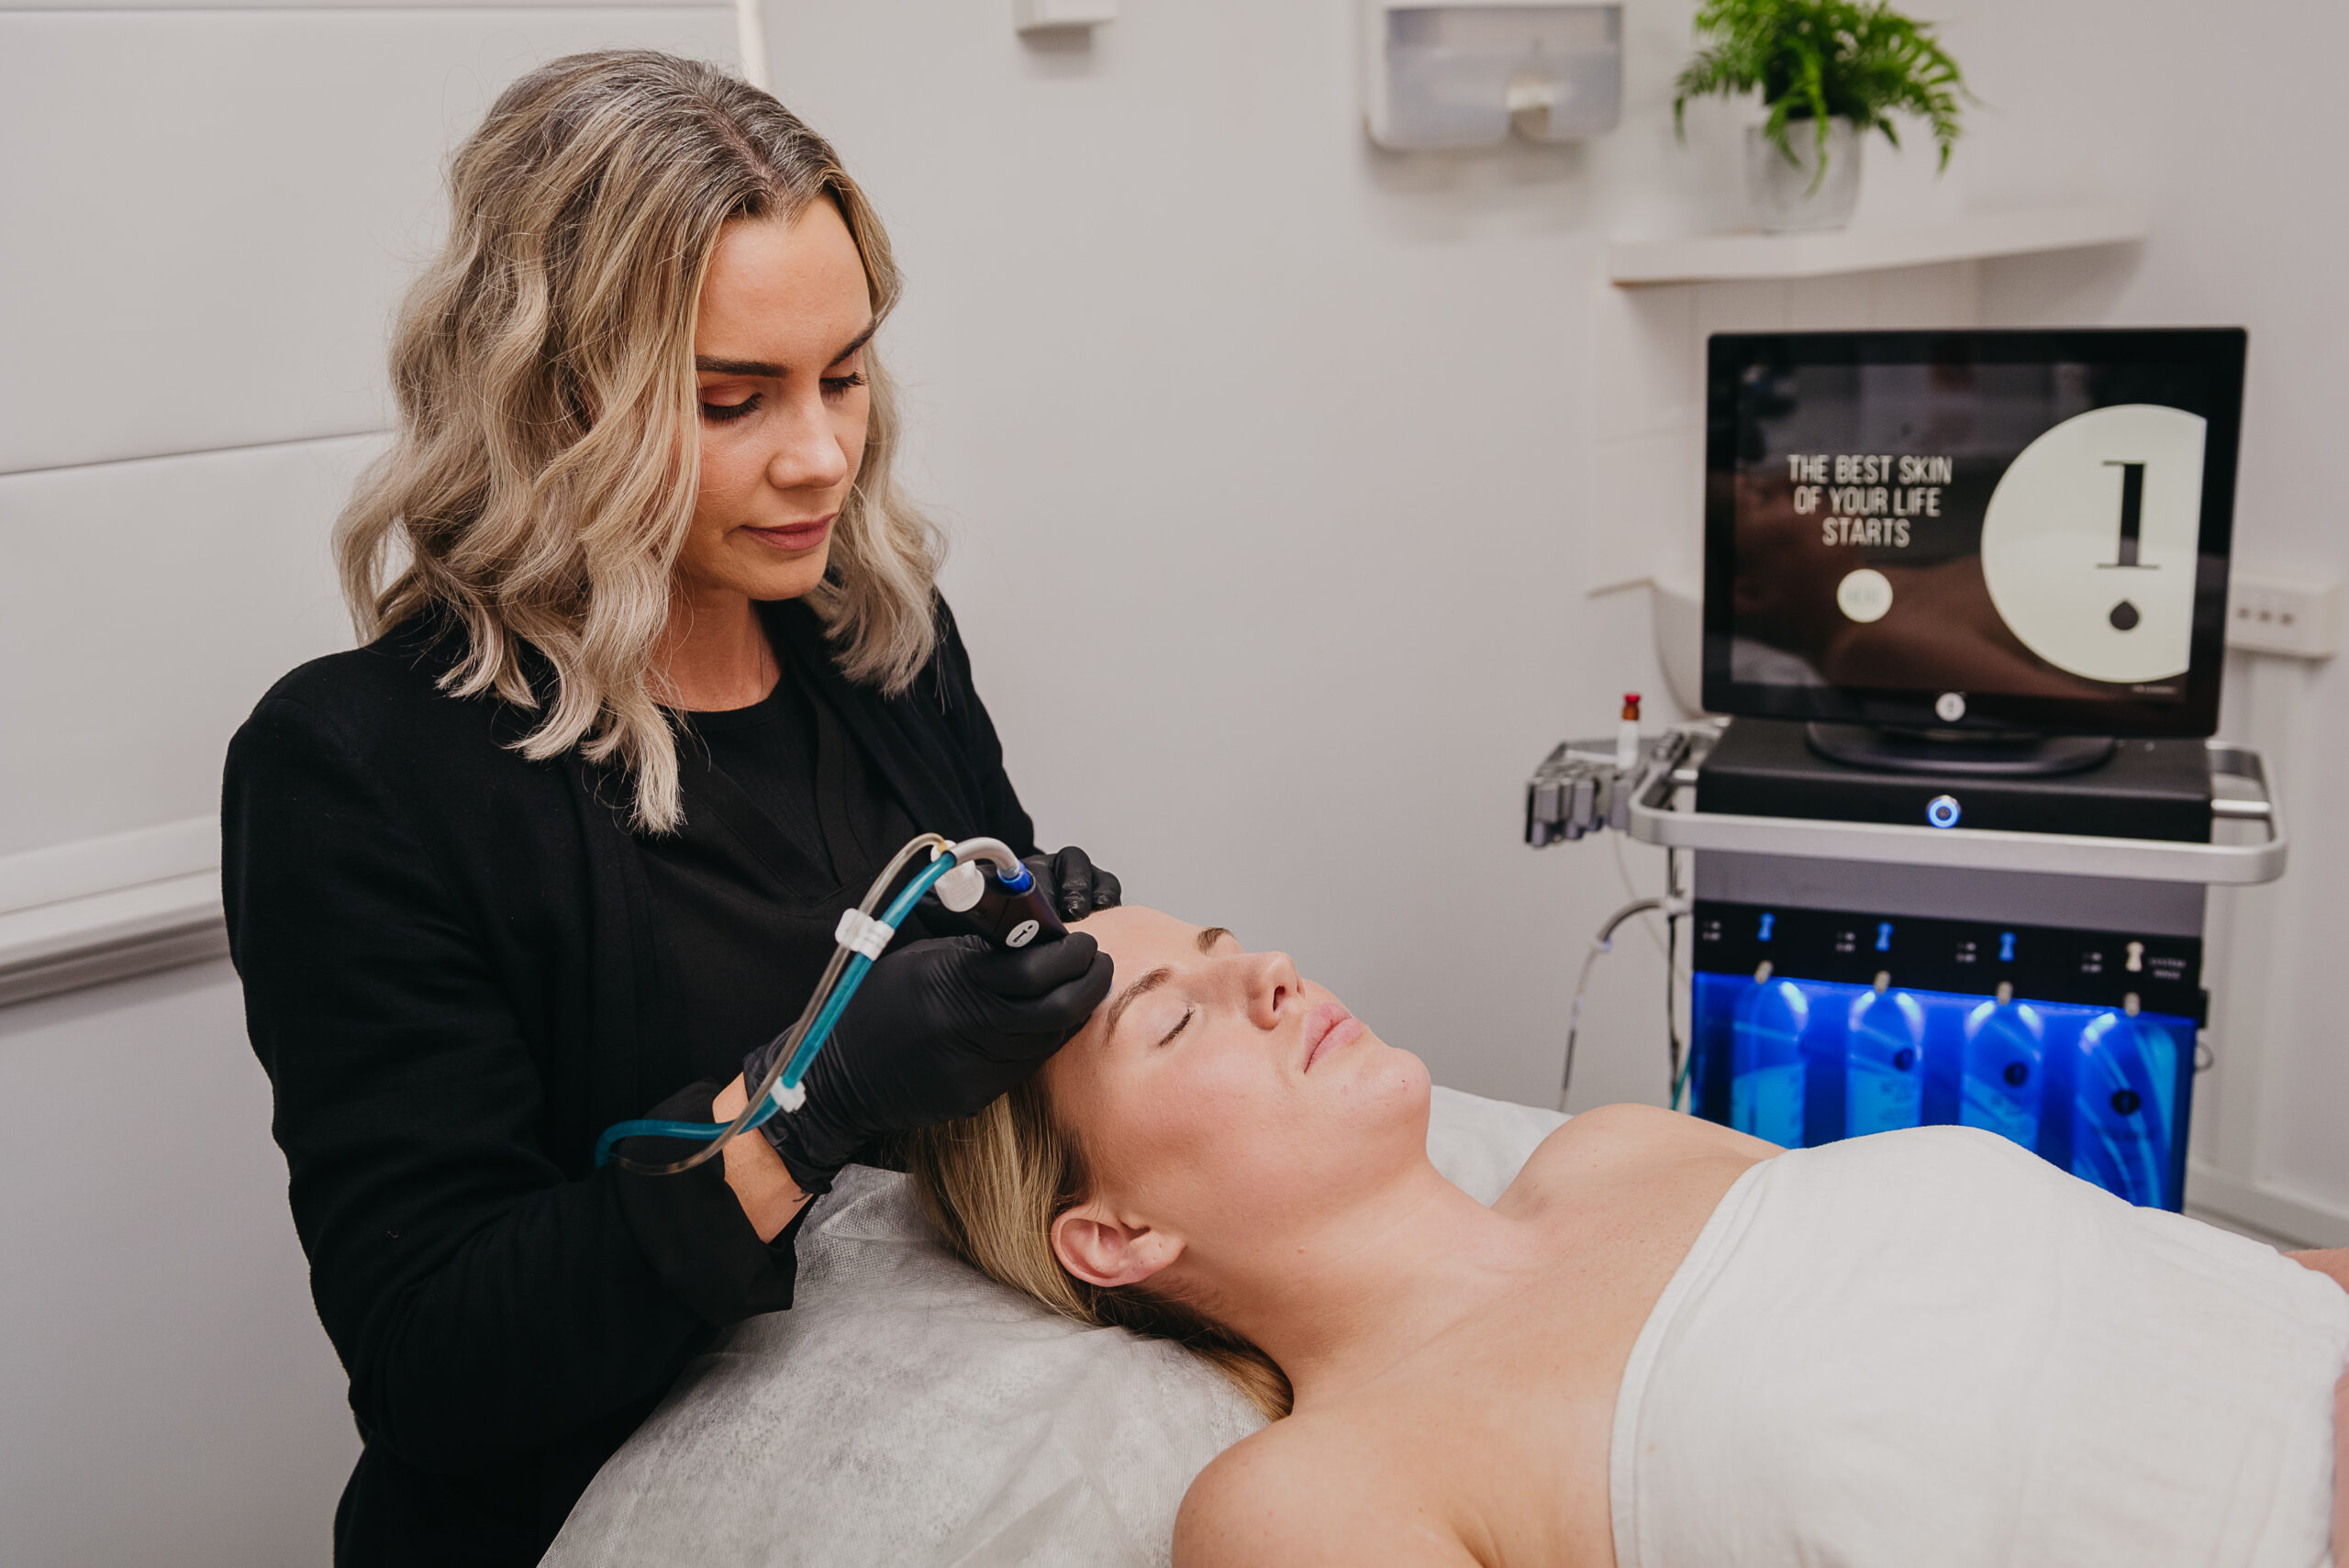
[1687,902,2200,1210]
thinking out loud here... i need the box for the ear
[1051,1201,1184,1290]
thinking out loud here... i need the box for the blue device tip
[996,862,1033,893]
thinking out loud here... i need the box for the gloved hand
[1026,845,1123,923]
[745,931,1113,1194]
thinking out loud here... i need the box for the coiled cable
[1558,892,1691,1114]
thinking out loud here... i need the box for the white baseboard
[2187,1160,2349,1250]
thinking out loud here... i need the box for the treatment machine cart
[1531,327,2278,1210]
[1525,719,2286,1211]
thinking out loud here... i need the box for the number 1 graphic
[2099,461,2152,570]
[2098,461,2151,631]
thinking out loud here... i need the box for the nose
[1244,951,1303,1030]
[762,386,852,494]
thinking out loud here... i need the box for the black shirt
[221,597,1039,1567]
[642,655,936,1085]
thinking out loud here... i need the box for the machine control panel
[1691,900,2203,1020]
[1694,719,2215,842]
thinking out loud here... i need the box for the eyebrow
[694,318,878,381]
[1097,926,1236,1043]
[1100,966,1172,1042]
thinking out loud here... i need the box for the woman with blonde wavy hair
[222,50,1122,1566]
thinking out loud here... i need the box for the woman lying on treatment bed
[907,907,2349,1568]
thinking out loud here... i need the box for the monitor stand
[1804,723,2118,778]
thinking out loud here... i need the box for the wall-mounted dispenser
[1362,1,1622,150]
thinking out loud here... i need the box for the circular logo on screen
[1836,568,1894,623]
[1980,404,2207,684]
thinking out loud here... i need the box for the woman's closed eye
[700,371,862,421]
[1155,1004,1197,1049]
[699,392,761,423]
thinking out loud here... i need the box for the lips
[743,516,833,553]
[1300,1002,1364,1073]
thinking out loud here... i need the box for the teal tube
[780,960,864,1094]
[775,859,955,1090]
[593,851,958,1170]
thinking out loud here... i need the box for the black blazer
[222,597,1037,1565]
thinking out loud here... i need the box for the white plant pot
[1745,119,1862,233]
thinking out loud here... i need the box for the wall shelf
[1607,202,2150,287]
[0,872,224,1008]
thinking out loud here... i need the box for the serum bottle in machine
[1616,693,1642,772]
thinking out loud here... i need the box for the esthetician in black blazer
[222,54,1119,1567]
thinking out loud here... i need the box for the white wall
[0,6,739,1562]
[1949,0,2349,1229]
[763,1,2349,1202]
[751,0,2070,1127]
[7,0,2349,1559]
[0,4,737,857]
[763,0,1695,1119]
[0,962,352,1568]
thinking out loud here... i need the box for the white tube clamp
[765,1081,807,1114]
[834,907,893,960]
[933,860,986,913]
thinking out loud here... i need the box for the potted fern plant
[1674,0,1969,233]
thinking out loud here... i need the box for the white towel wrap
[1610,1125,2349,1568]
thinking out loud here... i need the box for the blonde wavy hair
[906,1078,1295,1424]
[336,50,941,831]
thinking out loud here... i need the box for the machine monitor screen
[1701,328,2245,737]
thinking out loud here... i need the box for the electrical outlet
[2226,572,2342,660]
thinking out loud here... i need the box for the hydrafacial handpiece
[593,834,1066,1175]
[931,838,1068,951]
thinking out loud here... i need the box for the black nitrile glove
[1026,845,1123,923]
[745,931,1113,1194]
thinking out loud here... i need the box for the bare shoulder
[1174,1417,1476,1568]
[1501,1102,1777,1212]
[1549,1100,1778,1155]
